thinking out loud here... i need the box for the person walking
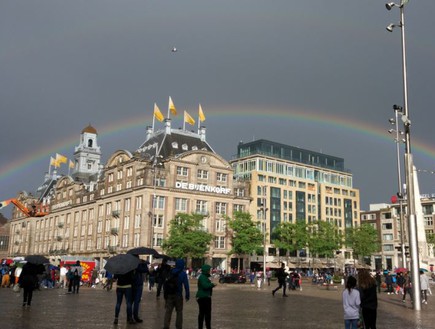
[375,271,382,294]
[196,264,216,329]
[358,270,377,329]
[113,269,135,325]
[396,272,404,295]
[163,259,190,329]
[156,259,171,298]
[402,272,413,304]
[342,276,360,329]
[18,262,40,307]
[272,263,288,297]
[385,272,393,295]
[420,270,429,304]
[131,258,149,323]
[59,265,67,289]
[71,261,83,294]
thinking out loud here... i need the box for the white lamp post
[385,0,421,310]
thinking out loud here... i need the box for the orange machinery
[0,198,49,217]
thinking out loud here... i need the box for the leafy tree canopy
[227,211,263,256]
[272,221,308,255]
[162,213,213,259]
[308,221,342,258]
[346,223,380,259]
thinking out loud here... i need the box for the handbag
[13,284,21,293]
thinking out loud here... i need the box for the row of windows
[177,166,228,183]
[234,158,352,188]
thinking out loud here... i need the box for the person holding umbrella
[131,257,149,323]
[19,262,42,307]
[104,254,140,325]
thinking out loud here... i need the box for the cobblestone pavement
[0,279,434,329]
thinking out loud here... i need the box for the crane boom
[0,198,49,217]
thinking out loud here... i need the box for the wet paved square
[0,279,434,328]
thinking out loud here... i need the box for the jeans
[344,319,358,329]
[115,287,133,320]
[132,285,143,319]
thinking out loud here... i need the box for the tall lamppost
[388,105,407,268]
[149,143,164,263]
[385,0,421,310]
[259,201,268,284]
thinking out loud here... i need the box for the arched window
[88,139,93,147]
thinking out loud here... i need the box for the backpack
[163,271,180,297]
[74,269,79,277]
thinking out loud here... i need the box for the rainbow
[1,105,435,186]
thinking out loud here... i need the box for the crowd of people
[3,257,434,329]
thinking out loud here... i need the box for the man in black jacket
[272,263,288,297]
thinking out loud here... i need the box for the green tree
[161,213,213,260]
[227,211,263,270]
[347,224,380,262]
[272,221,308,260]
[308,221,343,258]
[426,232,435,245]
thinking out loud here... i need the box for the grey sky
[1,0,435,216]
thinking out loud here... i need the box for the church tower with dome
[72,124,102,184]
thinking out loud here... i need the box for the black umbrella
[127,246,160,256]
[25,255,50,265]
[104,254,140,275]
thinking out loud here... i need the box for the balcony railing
[108,245,117,253]
[110,228,119,236]
[57,222,64,228]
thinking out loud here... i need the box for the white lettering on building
[51,200,72,210]
[175,182,231,195]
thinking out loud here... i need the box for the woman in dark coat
[358,270,378,329]
[18,262,40,307]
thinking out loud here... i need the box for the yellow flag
[198,104,206,122]
[169,96,177,115]
[69,160,75,169]
[184,111,195,126]
[154,103,164,122]
[50,157,58,167]
[56,153,67,164]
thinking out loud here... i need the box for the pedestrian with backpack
[163,259,190,329]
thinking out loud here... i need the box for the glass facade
[237,140,346,172]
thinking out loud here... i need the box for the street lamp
[388,105,407,269]
[149,143,164,262]
[259,201,268,284]
[385,0,421,310]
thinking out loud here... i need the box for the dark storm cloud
[1,0,435,214]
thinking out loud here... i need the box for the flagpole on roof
[152,104,156,132]
[183,111,186,131]
[197,105,200,132]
